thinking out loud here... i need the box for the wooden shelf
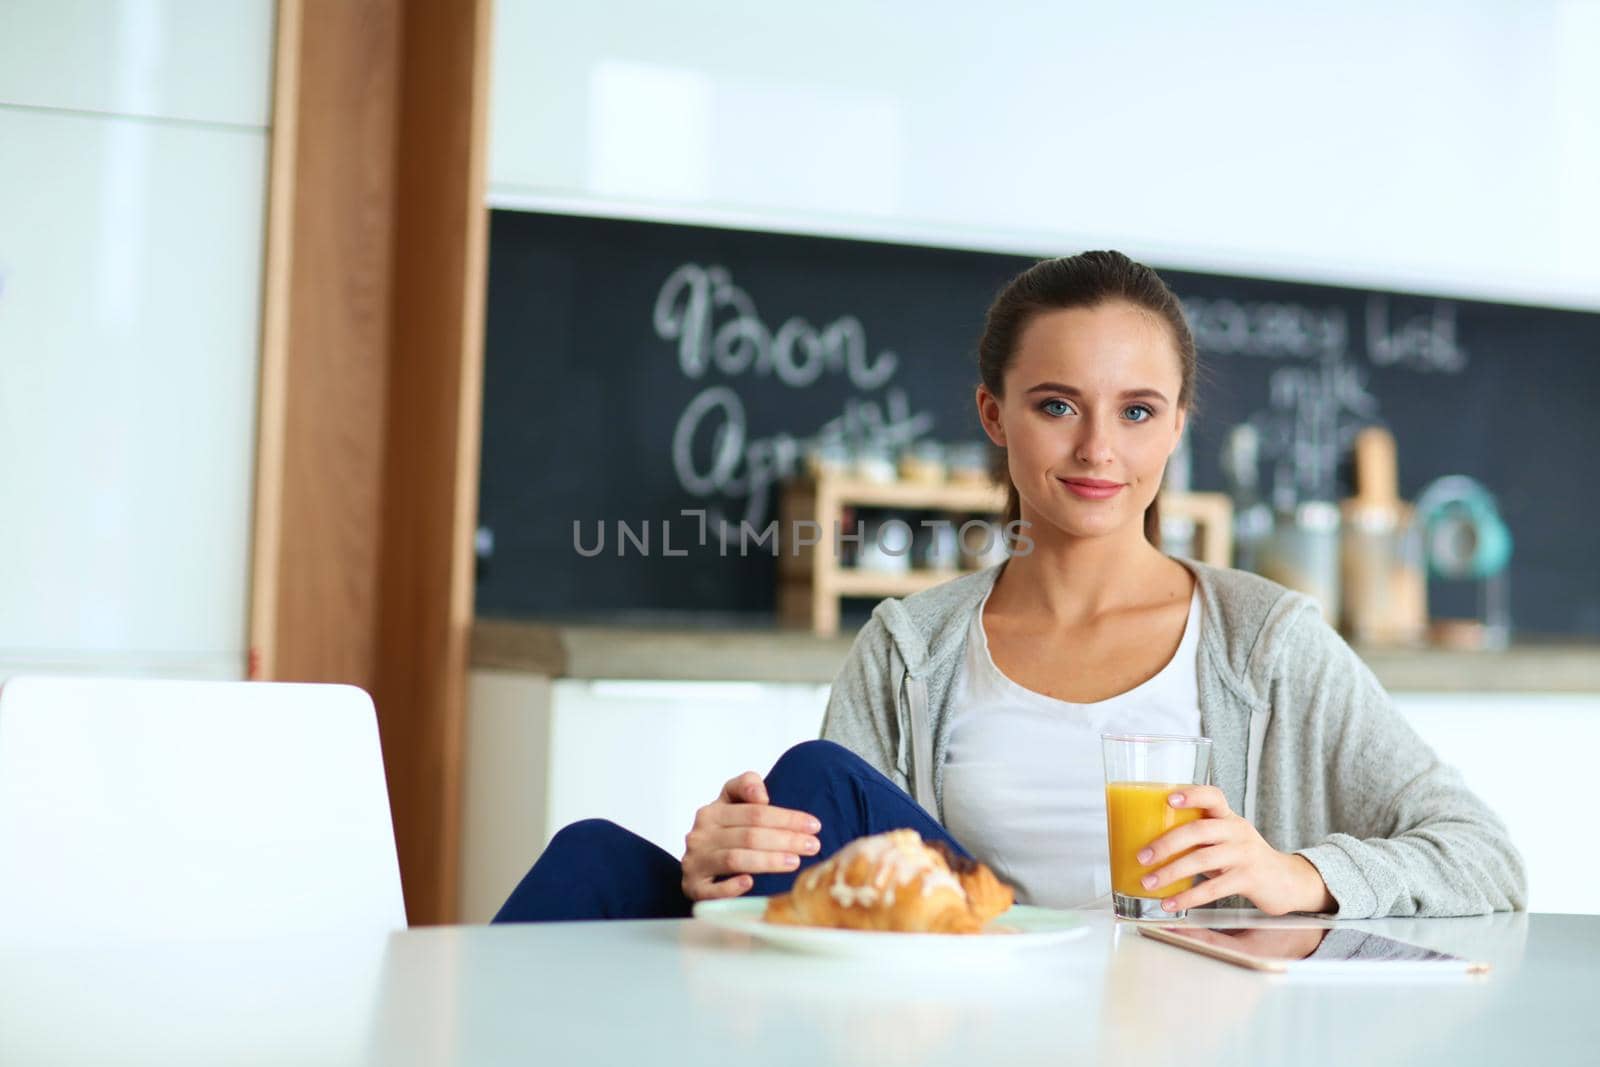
[778,471,1007,635]
[778,471,1236,634]
[1160,491,1232,568]
[831,568,984,598]
[792,474,1008,513]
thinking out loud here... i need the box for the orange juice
[1105,781,1203,898]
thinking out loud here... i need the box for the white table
[3,909,1593,1066]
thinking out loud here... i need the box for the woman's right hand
[680,771,823,901]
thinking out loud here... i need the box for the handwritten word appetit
[673,384,935,533]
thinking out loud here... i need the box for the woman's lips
[1058,478,1125,500]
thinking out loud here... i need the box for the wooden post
[251,0,491,925]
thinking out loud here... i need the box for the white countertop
[472,617,1600,691]
[2,908,1592,1066]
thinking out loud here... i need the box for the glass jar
[898,441,946,486]
[1259,501,1341,626]
[946,442,995,487]
[911,514,962,572]
[806,441,851,479]
[957,515,1010,571]
[1341,504,1427,646]
[853,442,896,485]
[856,511,913,574]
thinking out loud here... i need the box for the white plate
[692,896,1089,960]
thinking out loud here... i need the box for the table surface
[4,908,1595,1066]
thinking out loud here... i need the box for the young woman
[495,251,1525,923]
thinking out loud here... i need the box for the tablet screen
[1156,926,1466,964]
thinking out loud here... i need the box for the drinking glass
[1101,733,1214,920]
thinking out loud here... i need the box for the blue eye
[1041,399,1072,417]
[1125,404,1154,423]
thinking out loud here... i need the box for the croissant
[763,829,1013,934]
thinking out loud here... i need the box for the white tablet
[1138,924,1491,975]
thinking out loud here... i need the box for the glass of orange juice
[1102,733,1213,920]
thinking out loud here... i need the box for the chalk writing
[1366,296,1468,373]
[658,263,935,535]
[654,263,899,389]
[1182,297,1347,361]
[672,383,934,532]
[1182,290,1465,503]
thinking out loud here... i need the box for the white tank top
[942,584,1202,908]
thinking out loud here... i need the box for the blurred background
[2,0,1598,924]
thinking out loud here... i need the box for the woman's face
[977,301,1188,542]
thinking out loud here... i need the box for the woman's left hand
[1138,786,1337,916]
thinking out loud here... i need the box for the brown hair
[977,251,1199,549]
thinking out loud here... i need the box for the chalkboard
[478,210,1600,636]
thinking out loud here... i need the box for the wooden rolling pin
[1341,427,1427,645]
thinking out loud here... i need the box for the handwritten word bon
[653,263,898,390]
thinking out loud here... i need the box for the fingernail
[1137,849,1153,864]
[1163,900,1177,911]
[802,838,820,854]
[1141,875,1157,889]
[807,818,822,833]
[1169,793,1185,806]
[784,854,799,868]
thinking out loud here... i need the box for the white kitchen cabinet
[0,0,274,126]
[0,107,266,676]
[461,672,827,922]
[1393,693,1600,916]
[489,0,1600,311]
[461,672,1600,921]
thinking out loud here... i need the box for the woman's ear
[976,385,1006,447]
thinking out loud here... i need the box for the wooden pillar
[373,0,492,928]
[251,0,491,926]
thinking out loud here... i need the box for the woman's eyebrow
[1024,382,1169,404]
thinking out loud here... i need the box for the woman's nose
[1074,418,1116,466]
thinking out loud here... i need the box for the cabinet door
[0,107,265,676]
[546,680,829,857]
[0,0,273,126]
[1397,693,1600,914]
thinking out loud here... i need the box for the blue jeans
[492,739,971,923]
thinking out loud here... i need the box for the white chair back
[0,676,406,942]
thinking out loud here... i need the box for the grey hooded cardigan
[819,559,1526,919]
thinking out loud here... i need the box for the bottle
[1220,425,1272,573]
[1159,428,1197,557]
